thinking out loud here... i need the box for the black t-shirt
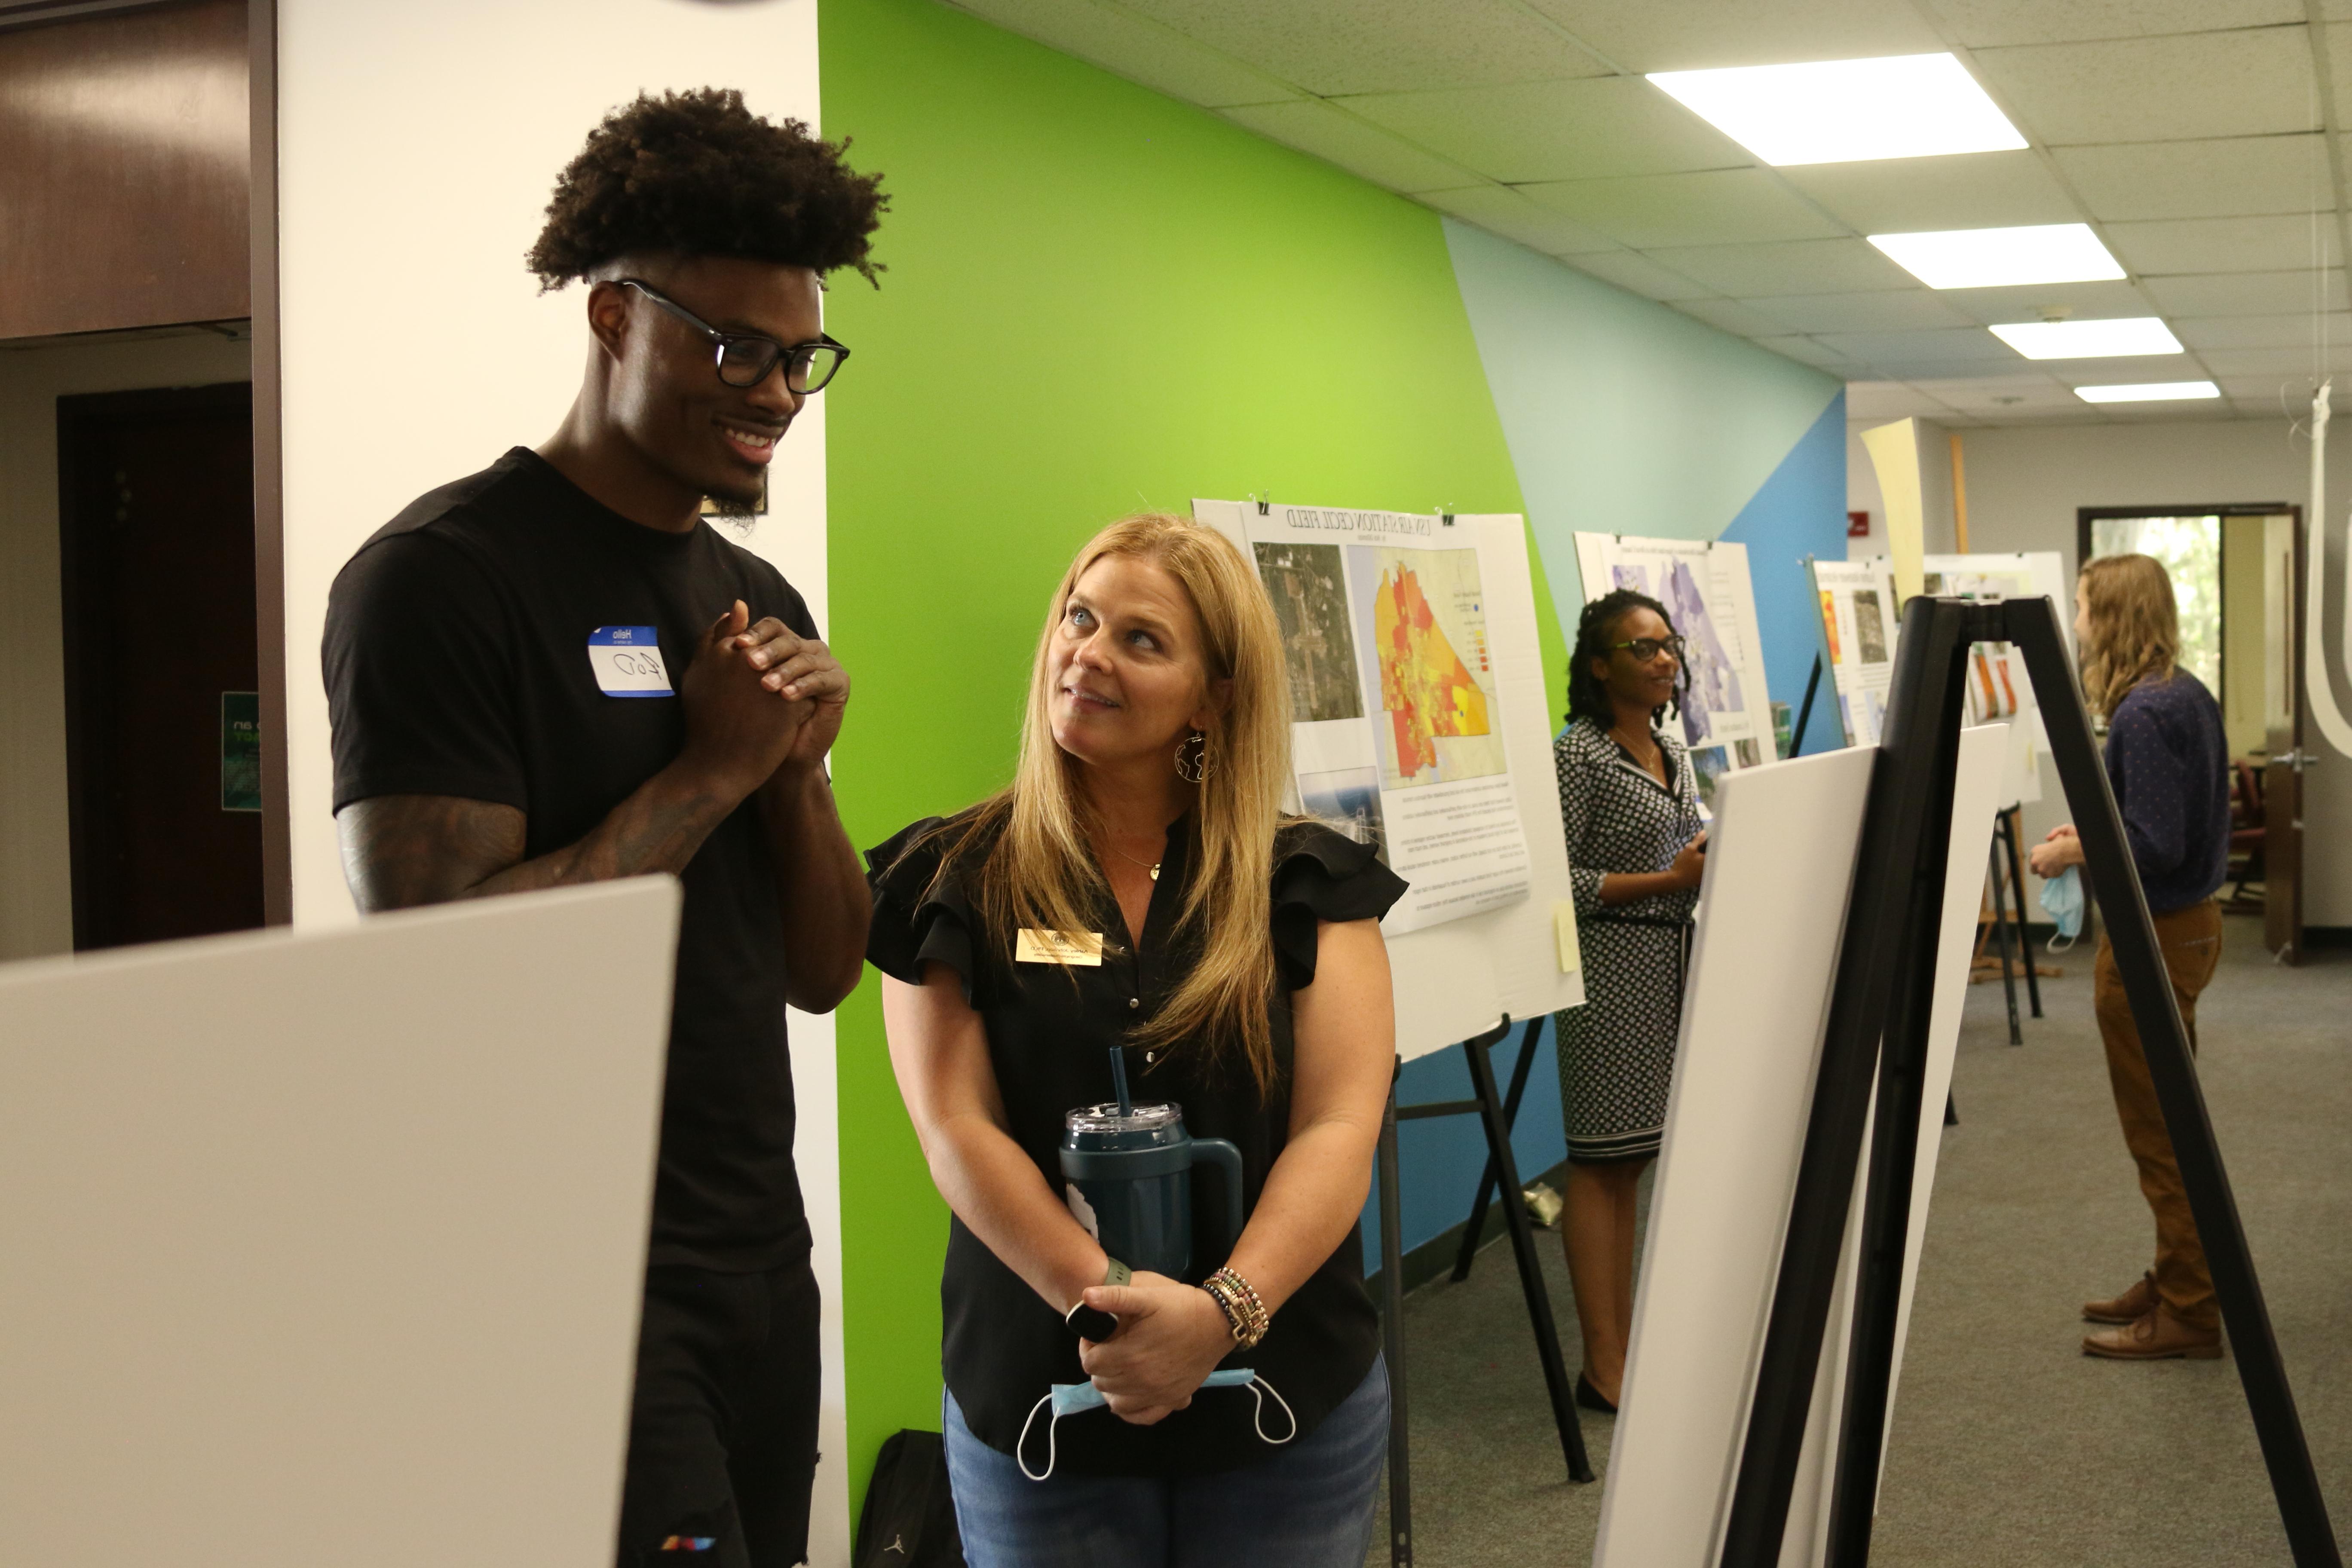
[324,447,818,1271]
[864,811,1406,1477]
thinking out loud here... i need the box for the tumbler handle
[1190,1138,1246,1252]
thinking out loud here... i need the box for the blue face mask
[2040,864,2085,950]
[1018,1369,1296,1481]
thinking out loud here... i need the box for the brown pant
[2092,898,2224,1329]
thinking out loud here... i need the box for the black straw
[1109,1047,1133,1115]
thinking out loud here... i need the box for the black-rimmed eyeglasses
[1608,635,1686,663]
[617,279,850,394]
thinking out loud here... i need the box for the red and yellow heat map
[1374,563,1491,780]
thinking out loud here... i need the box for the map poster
[1807,557,1899,748]
[1572,534,1776,809]
[1208,502,1533,934]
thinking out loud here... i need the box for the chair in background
[2224,758,2265,912]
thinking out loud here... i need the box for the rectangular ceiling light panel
[2073,380,2220,403]
[1647,54,2027,167]
[1869,224,2124,290]
[1990,317,2184,358]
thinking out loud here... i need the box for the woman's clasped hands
[1074,1270,1236,1426]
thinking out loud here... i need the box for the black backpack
[852,1429,965,1567]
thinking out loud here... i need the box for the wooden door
[58,383,261,951]
[2263,511,2303,963]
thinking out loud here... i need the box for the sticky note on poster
[1553,900,1582,977]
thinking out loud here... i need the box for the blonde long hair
[2077,552,2180,716]
[935,513,1293,1093]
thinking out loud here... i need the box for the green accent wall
[819,0,1562,1504]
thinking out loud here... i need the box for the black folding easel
[1717,595,2337,1568]
[1377,1015,1592,1567]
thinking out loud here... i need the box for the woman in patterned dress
[1552,588,1708,1412]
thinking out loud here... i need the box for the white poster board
[1198,500,1582,1059]
[1592,726,2006,1568]
[1574,534,1776,810]
[0,881,679,1568]
[1807,557,1900,748]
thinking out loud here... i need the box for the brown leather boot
[2083,1271,2157,1325]
[2083,1303,2222,1360]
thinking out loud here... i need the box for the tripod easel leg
[1988,836,2023,1045]
[1463,1018,1594,1483]
[1378,1063,1413,1567]
[2003,808,2044,1018]
[1451,1018,1545,1283]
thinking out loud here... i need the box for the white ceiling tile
[1859,356,2071,379]
[1518,168,1847,249]
[1115,0,1610,95]
[2140,269,2351,316]
[1559,247,1720,301]
[1742,291,1975,334]
[2322,26,2352,127]
[2054,135,2328,221]
[1753,334,1856,368]
[1218,101,1483,192]
[1669,297,1793,337]
[1521,0,1945,73]
[1908,374,2080,413]
[2215,373,2331,404]
[1934,0,2303,49]
[1846,382,1963,419]
[1341,77,1752,184]
[2014,349,2208,378]
[1971,30,2315,147]
[943,0,1299,108]
[2173,312,2352,349]
[2103,214,2337,274]
[1776,151,2079,235]
[1418,186,1625,256]
[1644,237,1918,295]
[2176,345,2349,374]
[1814,327,2020,364]
[1931,279,2162,325]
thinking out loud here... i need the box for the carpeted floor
[1367,913,2352,1565]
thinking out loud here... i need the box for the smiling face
[1047,553,1225,775]
[592,254,823,510]
[1588,605,1681,717]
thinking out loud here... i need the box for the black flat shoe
[1575,1372,1618,1415]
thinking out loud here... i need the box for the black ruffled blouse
[864,812,1406,1477]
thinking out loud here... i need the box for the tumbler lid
[1066,1101,1181,1133]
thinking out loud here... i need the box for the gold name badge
[1015,928,1105,967]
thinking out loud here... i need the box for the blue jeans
[942,1358,1389,1568]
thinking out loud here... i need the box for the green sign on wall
[221,692,260,812]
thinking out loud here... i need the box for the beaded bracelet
[1203,1265,1270,1350]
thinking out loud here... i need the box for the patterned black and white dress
[1552,716,1705,1164]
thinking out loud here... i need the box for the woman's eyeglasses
[1609,635,1686,663]
[618,279,851,393]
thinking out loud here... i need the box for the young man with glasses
[323,90,885,1568]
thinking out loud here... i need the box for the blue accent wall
[1718,392,1853,756]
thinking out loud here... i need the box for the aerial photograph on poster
[1853,589,1890,665]
[1253,542,1363,723]
[1351,545,1507,790]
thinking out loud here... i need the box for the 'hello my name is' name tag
[588,626,674,698]
[1016,929,1104,966]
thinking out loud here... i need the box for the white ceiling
[941,0,2352,426]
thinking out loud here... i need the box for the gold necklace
[1107,842,1162,882]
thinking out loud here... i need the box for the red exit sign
[1848,510,1871,538]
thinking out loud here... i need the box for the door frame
[248,0,288,926]
[54,380,259,952]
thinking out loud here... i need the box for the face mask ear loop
[1017,1391,1058,1482]
[1249,1375,1298,1445]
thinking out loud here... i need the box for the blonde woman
[2030,553,2230,1361]
[866,514,1404,1565]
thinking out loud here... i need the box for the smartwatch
[1064,1257,1130,1342]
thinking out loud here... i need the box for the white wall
[1852,413,2352,925]
[0,330,252,961]
[274,1,845,1554]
